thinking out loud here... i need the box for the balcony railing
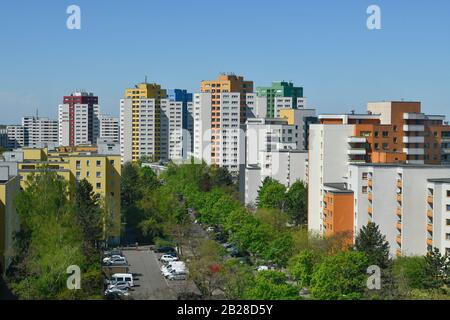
[396,194,402,203]
[396,208,402,217]
[427,195,433,204]
[427,223,433,233]
[396,179,403,188]
[368,179,373,187]
[396,235,402,244]
[396,222,402,230]
[427,210,433,219]
[427,238,433,246]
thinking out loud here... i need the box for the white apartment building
[347,164,450,257]
[244,150,308,206]
[192,93,212,165]
[120,98,157,164]
[246,93,267,119]
[218,93,245,174]
[22,116,58,148]
[160,99,183,162]
[308,122,356,234]
[98,114,119,143]
[274,97,308,118]
[6,125,25,149]
[58,102,100,146]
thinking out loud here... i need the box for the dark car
[156,246,176,254]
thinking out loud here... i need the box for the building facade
[120,83,167,163]
[256,81,304,118]
[58,91,100,147]
[98,114,119,143]
[22,116,59,148]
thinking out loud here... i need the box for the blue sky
[0,0,450,123]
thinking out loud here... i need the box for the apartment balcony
[396,208,402,217]
[403,125,425,132]
[396,235,402,245]
[427,223,433,233]
[403,136,425,144]
[427,238,433,246]
[427,195,433,204]
[368,206,373,215]
[396,179,403,188]
[403,113,426,120]
[396,221,402,230]
[347,148,367,155]
[396,194,402,203]
[403,148,425,155]
[348,159,367,164]
[368,193,373,201]
[368,179,373,187]
[347,136,367,144]
[396,249,402,257]
[427,210,433,219]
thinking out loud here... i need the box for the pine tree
[355,222,390,269]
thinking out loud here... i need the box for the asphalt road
[123,248,199,300]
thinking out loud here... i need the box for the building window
[76,172,81,180]
[362,173,368,180]
[96,172,101,178]
[447,190,450,197]
[382,131,389,137]
[447,205,450,211]
[362,186,368,194]
[96,182,101,189]
[446,234,450,240]
[96,160,101,166]
[76,160,81,169]
[86,160,90,166]
[447,219,450,226]
[86,172,90,177]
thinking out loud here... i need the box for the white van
[111,273,134,287]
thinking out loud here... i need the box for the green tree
[284,181,308,225]
[288,250,323,288]
[257,178,286,210]
[220,259,255,300]
[424,248,449,289]
[354,222,391,269]
[244,271,300,300]
[310,251,369,300]
[8,169,101,299]
[74,179,103,254]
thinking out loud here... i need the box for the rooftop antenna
[36,108,39,118]
[145,75,148,84]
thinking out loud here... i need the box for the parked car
[107,257,127,266]
[165,268,187,279]
[103,255,123,264]
[104,287,130,298]
[160,254,179,263]
[107,281,130,291]
[168,271,187,281]
[156,246,176,254]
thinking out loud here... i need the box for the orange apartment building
[200,74,253,165]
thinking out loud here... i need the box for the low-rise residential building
[2,147,121,243]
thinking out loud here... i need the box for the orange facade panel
[323,191,354,242]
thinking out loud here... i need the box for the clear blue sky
[1,0,450,123]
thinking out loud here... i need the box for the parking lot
[121,247,200,300]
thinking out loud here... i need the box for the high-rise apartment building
[308,101,450,256]
[199,74,253,173]
[98,114,119,143]
[160,99,183,162]
[22,116,58,148]
[6,125,25,149]
[256,81,304,118]
[120,83,167,163]
[58,91,100,147]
